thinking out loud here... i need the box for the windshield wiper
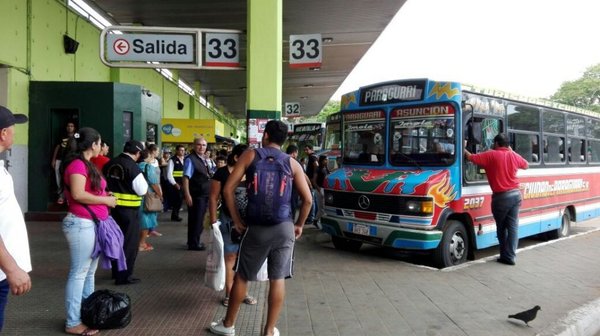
[393,152,422,170]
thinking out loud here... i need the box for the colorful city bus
[318,112,342,170]
[288,122,325,158]
[321,78,600,268]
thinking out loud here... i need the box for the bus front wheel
[433,220,469,268]
[331,235,362,252]
[547,212,571,240]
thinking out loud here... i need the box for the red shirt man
[464,133,528,266]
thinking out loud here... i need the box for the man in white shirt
[0,105,32,331]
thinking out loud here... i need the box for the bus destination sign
[359,80,426,106]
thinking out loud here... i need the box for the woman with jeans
[61,128,117,336]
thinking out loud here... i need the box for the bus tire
[547,212,571,240]
[331,235,362,252]
[433,220,469,268]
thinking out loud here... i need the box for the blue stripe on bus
[391,239,439,250]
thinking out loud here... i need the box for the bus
[288,122,325,158]
[321,78,600,268]
[318,112,342,170]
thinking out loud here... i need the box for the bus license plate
[352,224,370,236]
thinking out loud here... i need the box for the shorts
[234,221,295,281]
[218,212,240,254]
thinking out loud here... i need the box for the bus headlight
[325,192,334,205]
[405,200,434,215]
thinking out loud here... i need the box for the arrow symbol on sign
[113,39,130,55]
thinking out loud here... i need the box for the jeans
[63,213,99,328]
[306,189,318,224]
[0,279,9,331]
[491,190,522,262]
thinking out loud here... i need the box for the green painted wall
[6,68,30,145]
[0,0,28,68]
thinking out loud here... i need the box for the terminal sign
[106,33,195,63]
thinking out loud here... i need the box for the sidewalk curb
[537,297,600,336]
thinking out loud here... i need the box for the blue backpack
[246,147,293,225]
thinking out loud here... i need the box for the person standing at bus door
[167,145,186,222]
[315,155,331,229]
[103,140,148,285]
[464,133,528,266]
[304,144,319,227]
[51,121,76,205]
[0,106,32,332]
[182,137,211,251]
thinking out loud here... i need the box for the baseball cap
[123,140,145,154]
[0,105,28,129]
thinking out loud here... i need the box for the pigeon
[508,305,541,326]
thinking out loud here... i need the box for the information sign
[289,34,322,68]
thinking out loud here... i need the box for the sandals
[243,295,257,305]
[222,295,257,307]
[138,243,154,252]
[65,326,99,336]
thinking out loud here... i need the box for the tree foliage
[297,100,340,123]
[551,64,600,112]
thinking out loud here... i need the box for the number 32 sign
[289,34,322,68]
[205,32,240,68]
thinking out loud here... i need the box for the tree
[551,64,600,112]
[298,100,340,123]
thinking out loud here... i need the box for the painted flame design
[341,93,357,109]
[428,176,457,208]
[428,82,460,100]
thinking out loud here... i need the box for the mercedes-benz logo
[358,195,370,210]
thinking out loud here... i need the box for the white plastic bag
[205,221,225,291]
[256,259,268,282]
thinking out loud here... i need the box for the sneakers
[265,327,279,336]
[209,319,235,335]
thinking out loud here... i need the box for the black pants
[111,206,140,282]
[170,184,183,219]
[187,196,208,248]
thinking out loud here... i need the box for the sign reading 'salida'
[100,26,242,70]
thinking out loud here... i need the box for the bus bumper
[321,216,442,250]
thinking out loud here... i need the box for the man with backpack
[210,120,312,336]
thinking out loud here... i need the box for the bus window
[567,138,586,163]
[511,133,540,163]
[343,118,385,165]
[389,108,456,166]
[589,140,600,163]
[464,118,502,182]
[543,135,565,164]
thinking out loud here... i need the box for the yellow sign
[161,118,224,143]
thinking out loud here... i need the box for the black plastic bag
[81,289,131,329]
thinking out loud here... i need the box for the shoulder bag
[143,164,163,212]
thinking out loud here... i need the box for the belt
[492,189,520,197]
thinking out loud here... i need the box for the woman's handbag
[143,164,162,212]
[143,192,163,212]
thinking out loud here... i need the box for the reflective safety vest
[112,192,143,207]
[103,153,144,208]
[171,156,184,183]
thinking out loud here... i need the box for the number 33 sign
[289,34,322,68]
[205,32,240,68]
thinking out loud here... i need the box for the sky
[332,0,600,101]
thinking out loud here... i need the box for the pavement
[4,212,600,336]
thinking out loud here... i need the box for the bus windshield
[389,108,456,166]
[343,110,385,165]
